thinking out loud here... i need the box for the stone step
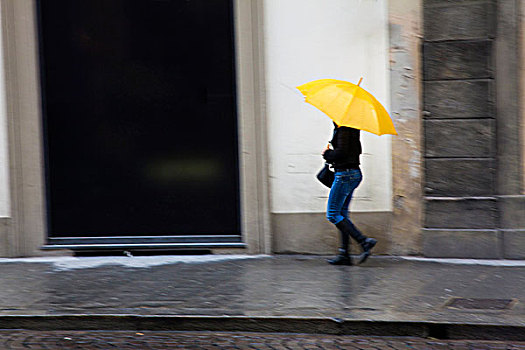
[424,197,498,229]
[422,229,499,258]
[424,0,495,42]
[423,40,493,81]
[424,80,494,120]
[424,119,495,158]
[424,159,495,197]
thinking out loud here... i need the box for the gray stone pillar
[422,0,525,258]
[495,0,525,258]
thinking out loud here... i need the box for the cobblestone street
[1,330,525,350]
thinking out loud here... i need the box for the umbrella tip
[357,77,363,86]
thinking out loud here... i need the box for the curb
[0,315,524,341]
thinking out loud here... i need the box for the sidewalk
[0,254,524,339]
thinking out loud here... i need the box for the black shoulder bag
[316,163,334,188]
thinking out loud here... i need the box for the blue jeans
[326,169,362,225]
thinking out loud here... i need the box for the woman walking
[323,123,377,265]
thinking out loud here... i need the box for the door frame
[1,0,271,256]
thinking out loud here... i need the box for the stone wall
[422,0,525,258]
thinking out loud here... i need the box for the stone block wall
[423,0,525,259]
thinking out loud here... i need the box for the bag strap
[329,126,339,146]
[325,126,339,170]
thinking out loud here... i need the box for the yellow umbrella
[297,78,397,136]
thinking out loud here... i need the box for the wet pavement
[0,255,524,336]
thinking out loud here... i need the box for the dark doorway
[38,0,241,242]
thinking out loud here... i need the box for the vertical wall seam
[1,0,22,257]
[252,0,271,254]
[389,0,424,255]
[519,0,525,194]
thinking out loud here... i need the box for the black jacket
[322,126,361,169]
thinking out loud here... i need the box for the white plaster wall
[263,0,392,213]
[0,9,10,218]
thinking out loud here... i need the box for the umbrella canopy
[297,78,397,136]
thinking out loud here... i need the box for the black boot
[358,238,377,264]
[327,249,352,265]
[336,219,377,264]
[328,222,352,265]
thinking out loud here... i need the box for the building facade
[0,0,523,258]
